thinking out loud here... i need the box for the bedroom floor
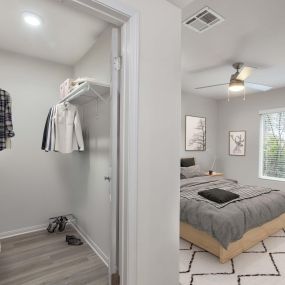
[0,227,108,285]
[180,229,285,285]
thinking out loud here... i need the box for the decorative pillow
[181,157,195,167]
[198,188,240,204]
[180,165,204,178]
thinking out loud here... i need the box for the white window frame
[259,108,285,182]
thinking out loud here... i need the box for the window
[259,109,285,181]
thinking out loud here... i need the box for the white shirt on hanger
[54,102,84,154]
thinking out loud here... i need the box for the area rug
[180,229,285,285]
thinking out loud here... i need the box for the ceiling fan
[195,62,272,99]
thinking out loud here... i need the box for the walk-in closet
[0,0,120,284]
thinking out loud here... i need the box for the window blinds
[260,111,285,180]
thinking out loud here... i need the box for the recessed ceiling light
[22,12,42,27]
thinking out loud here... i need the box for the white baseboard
[70,221,109,268]
[0,224,46,239]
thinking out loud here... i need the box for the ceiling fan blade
[195,83,228,90]
[236,66,254,81]
[245,82,272,91]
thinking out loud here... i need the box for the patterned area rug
[180,229,285,285]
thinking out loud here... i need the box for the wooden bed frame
[180,213,285,263]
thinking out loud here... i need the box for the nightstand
[205,172,224,177]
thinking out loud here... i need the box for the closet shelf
[59,81,110,105]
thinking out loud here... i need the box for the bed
[180,158,285,263]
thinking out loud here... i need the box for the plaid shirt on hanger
[0,89,15,151]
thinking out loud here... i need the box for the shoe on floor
[67,237,83,246]
[58,216,68,232]
[66,235,76,242]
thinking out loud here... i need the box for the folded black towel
[198,188,240,204]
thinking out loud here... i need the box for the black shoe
[68,237,83,246]
[58,216,68,232]
[66,235,77,242]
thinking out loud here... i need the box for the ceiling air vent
[183,7,224,33]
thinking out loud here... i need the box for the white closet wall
[70,27,112,262]
[74,27,112,85]
[0,50,74,234]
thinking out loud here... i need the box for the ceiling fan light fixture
[229,80,244,92]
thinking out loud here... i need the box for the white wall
[74,27,112,85]
[70,27,112,262]
[217,88,285,190]
[70,100,111,262]
[181,92,218,170]
[0,49,73,234]
[120,1,181,285]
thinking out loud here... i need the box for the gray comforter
[180,176,285,249]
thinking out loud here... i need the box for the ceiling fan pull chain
[243,88,246,101]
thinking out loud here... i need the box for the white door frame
[70,1,139,285]
[109,27,120,280]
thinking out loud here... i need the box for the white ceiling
[182,0,285,99]
[167,0,195,8]
[0,0,109,66]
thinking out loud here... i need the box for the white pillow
[180,165,204,178]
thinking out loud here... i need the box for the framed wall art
[185,115,206,151]
[229,131,246,156]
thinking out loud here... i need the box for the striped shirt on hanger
[0,89,15,151]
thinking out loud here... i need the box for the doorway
[0,1,139,285]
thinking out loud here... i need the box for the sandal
[47,217,60,233]
[47,221,54,233]
[58,216,68,232]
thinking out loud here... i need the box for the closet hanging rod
[58,81,110,105]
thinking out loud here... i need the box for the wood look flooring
[0,226,109,285]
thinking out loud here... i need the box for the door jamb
[70,1,139,285]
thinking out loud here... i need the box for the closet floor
[0,226,108,285]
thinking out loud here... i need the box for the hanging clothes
[41,102,84,154]
[41,106,56,152]
[41,107,52,151]
[0,89,15,151]
[46,106,56,152]
[54,102,84,154]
